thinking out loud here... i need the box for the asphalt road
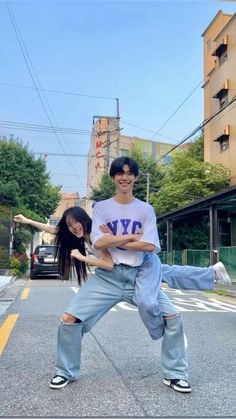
[0,277,235,418]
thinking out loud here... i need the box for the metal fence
[159,246,236,282]
[218,247,236,281]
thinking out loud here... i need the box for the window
[220,138,229,152]
[213,80,229,109]
[219,47,228,66]
[214,125,230,152]
[120,149,129,157]
[219,90,229,109]
[212,36,228,66]
[218,220,231,246]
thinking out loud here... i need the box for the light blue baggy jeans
[133,253,215,340]
[55,264,188,382]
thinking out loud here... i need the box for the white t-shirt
[91,197,161,267]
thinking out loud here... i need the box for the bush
[0,246,10,269]
[9,252,29,277]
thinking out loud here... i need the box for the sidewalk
[0,275,15,294]
[216,282,236,298]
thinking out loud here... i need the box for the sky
[0,0,235,197]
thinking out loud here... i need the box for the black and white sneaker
[50,375,70,389]
[163,378,192,393]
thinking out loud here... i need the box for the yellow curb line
[20,287,30,300]
[0,314,19,355]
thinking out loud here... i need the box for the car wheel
[30,273,37,280]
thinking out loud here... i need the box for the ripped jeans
[55,264,188,381]
[133,253,214,340]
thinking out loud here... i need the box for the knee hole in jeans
[61,312,81,323]
[163,312,179,320]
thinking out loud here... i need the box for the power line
[0,119,91,135]
[121,120,179,142]
[52,173,87,177]
[150,79,204,140]
[34,152,101,158]
[5,3,83,177]
[0,81,117,101]
[156,94,236,163]
[120,79,204,143]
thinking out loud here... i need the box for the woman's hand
[13,214,29,224]
[71,249,86,262]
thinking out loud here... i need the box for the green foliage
[150,152,230,214]
[186,133,204,161]
[0,246,9,269]
[0,138,61,256]
[13,229,32,253]
[172,218,209,250]
[90,173,115,201]
[131,149,164,201]
[0,222,9,247]
[9,252,29,277]
[0,181,20,206]
[0,138,61,218]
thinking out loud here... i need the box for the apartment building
[202,10,236,184]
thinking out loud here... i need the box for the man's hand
[99,224,113,235]
[99,224,142,242]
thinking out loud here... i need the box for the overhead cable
[0,119,91,135]
[156,95,236,163]
[5,3,83,177]
[0,81,117,101]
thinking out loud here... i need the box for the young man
[50,157,191,392]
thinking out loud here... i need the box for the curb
[216,289,236,298]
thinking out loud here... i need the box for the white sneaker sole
[50,380,70,389]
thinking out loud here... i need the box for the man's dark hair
[109,157,139,177]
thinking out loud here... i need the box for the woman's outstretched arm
[13,214,57,235]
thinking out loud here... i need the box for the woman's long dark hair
[54,206,92,286]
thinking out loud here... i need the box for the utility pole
[146,172,150,203]
[139,170,150,203]
[115,98,120,156]
[105,131,111,174]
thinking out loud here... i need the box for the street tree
[0,139,61,263]
[186,133,204,162]
[150,152,230,215]
[0,138,61,219]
